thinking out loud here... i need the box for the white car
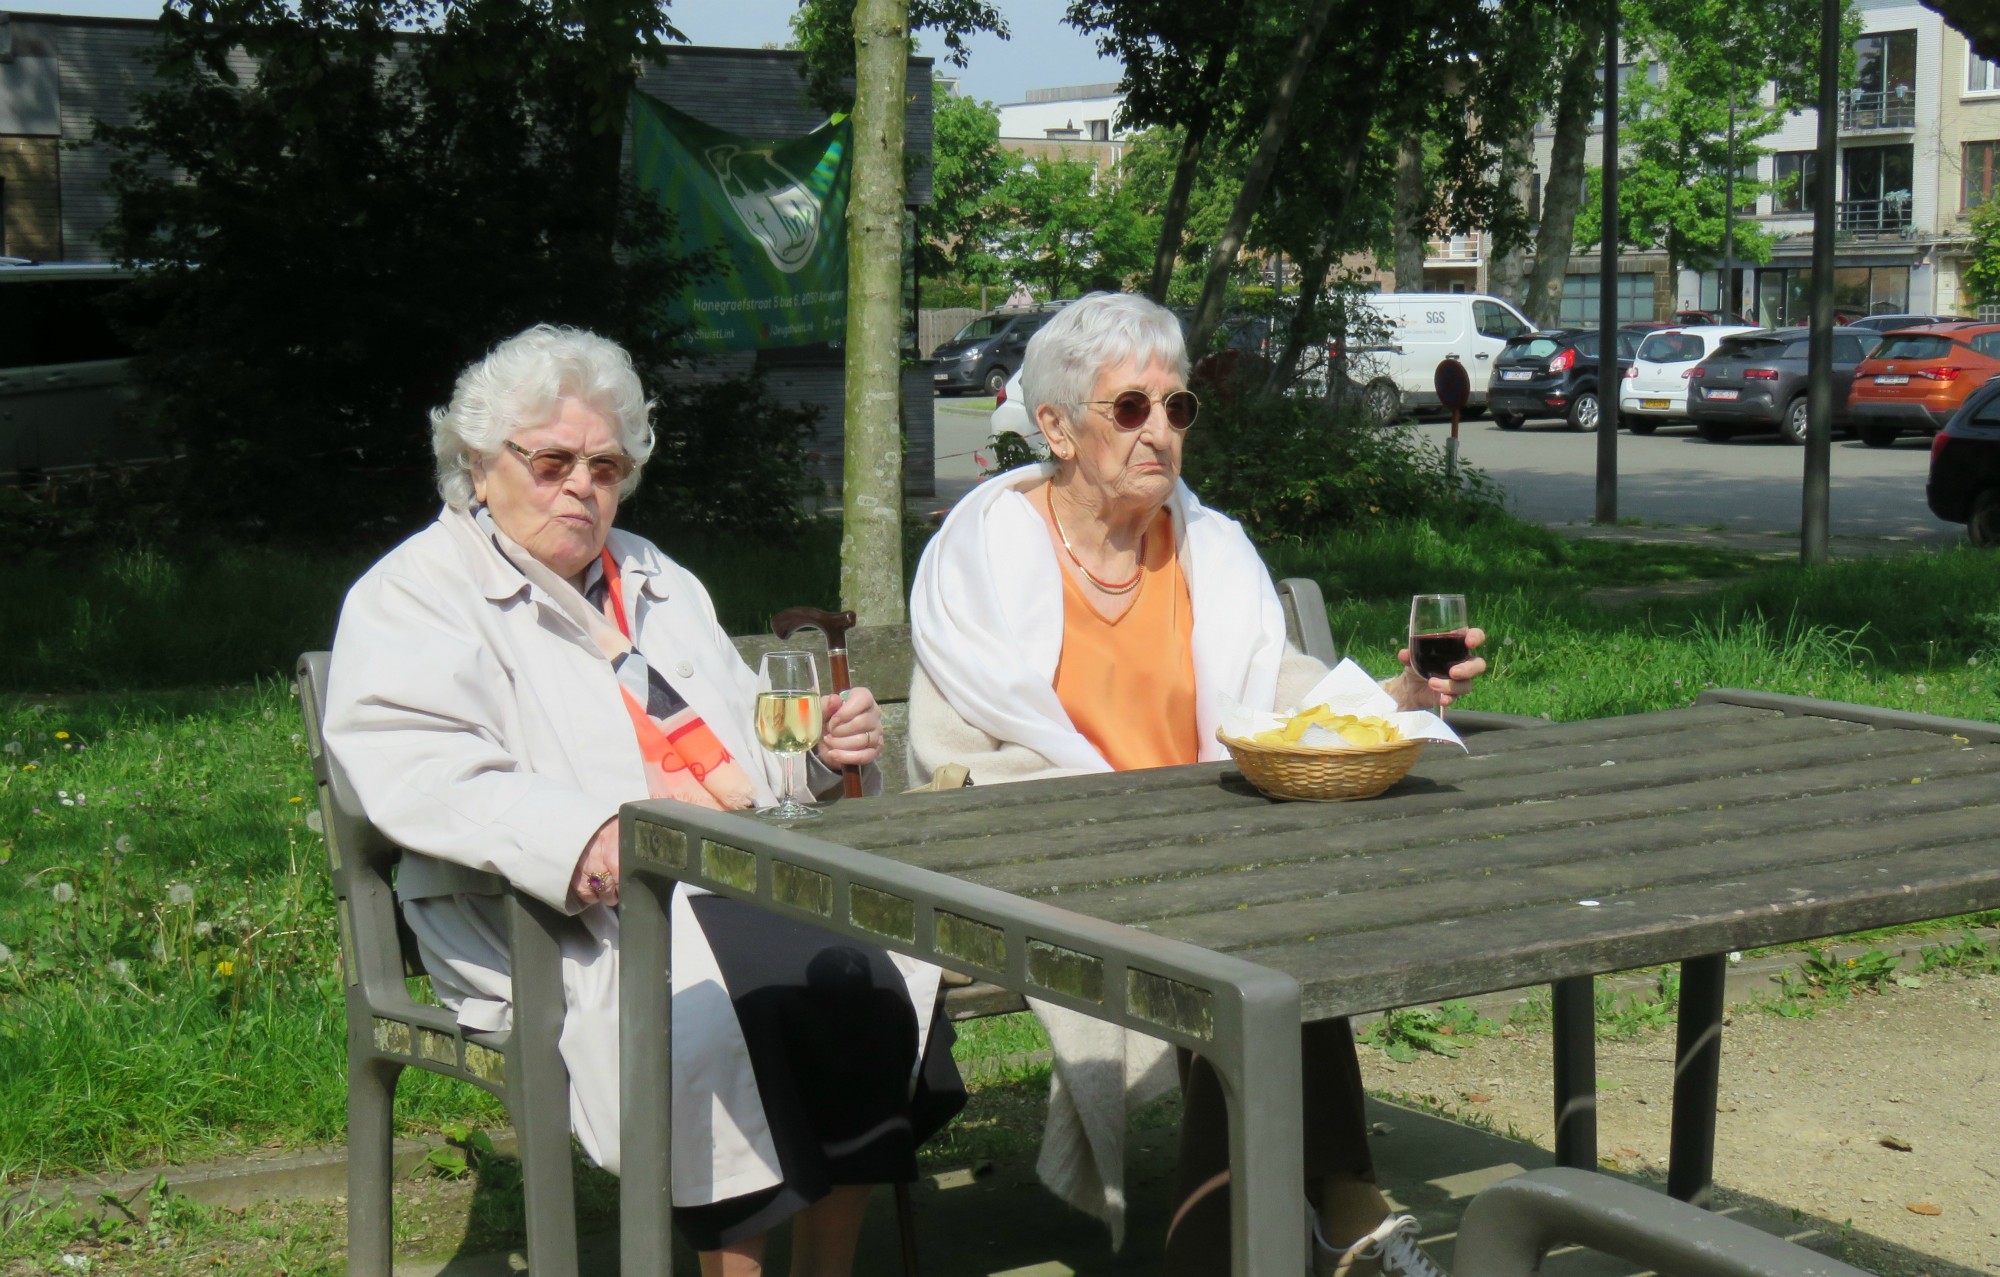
[1619,325,1761,434]
[989,368,1043,448]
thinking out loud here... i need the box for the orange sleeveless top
[1052,508,1200,771]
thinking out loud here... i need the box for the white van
[1344,293,1534,421]
[0,262,155,481]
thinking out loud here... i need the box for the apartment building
[1936,27,2000,318]
[993,82,1127,171]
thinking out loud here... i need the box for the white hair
[1019,292,1189,433]
[431,324,655,510]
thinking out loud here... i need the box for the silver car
[0,262,155,480]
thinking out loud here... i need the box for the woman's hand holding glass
[1390,593,1487,710]
[815,687,883,769]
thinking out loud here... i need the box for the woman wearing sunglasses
[323,324,963,1276]
[908,292,1484,1277]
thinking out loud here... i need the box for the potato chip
[1248,706,1401,748]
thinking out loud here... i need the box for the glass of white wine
[755,650,823,823]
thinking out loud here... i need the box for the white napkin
[1217,658,1464,750]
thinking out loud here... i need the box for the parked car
[1618,325,1760,433]
[1344,293,1533,422]
[1926,377,2000,547]
[0,261,154,481]
[1487,329,1636,431]
[1847,312,1967,334]
[990,367,1038,446]
[1684,326,1873,444]
[929,306,1063,396]
[1848,322,2000,447]
[1674,308,1754,326]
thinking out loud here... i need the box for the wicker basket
[1217,729,1427,802]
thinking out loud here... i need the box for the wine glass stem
[782,751,798,809]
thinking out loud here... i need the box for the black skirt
[672,894,968,1252]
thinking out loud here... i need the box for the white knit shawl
[910,462,1288,772]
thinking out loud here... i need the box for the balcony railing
[1839,88,1916,131]
[1837,197,1913,236]
[1424,234,1481,264]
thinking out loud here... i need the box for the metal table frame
[616,804,1308,1277]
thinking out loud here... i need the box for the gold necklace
[1048,491,1144,594]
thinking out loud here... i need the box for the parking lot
[930,395,1965,546]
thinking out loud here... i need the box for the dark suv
[929,308,1061,396]
[1685,326,1873,444]
[1488,329,1636,431]
[1926,378,2000,547]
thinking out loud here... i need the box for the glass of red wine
[1409,594,1470,713]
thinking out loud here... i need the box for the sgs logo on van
[1424,310,1448,325]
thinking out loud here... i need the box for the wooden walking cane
[771,606,922,1276]
[769,607,864,799]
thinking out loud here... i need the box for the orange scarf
[597,549,758,811]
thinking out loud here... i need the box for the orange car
[1848,322,2000,447]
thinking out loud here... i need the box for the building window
[1846,30,1918,129]
[1558,272,1655,326]
[1840,143,1914,233]
[1967,141,2000,210]
[1773,151,1817,213]
[1086,119,1109,142]
[1969,51,2000,95]
[1731,161,1758,214]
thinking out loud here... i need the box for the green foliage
[983,430,1047,474]
[1359,1002,1497,1061]
[1964,200,2000,307]
[988,153,1159,298]
[1181,391,1502,543]
[1574,0,1860,273]
[919,88,1018,285]
[789,0,1007,112]
[95,0,811,540]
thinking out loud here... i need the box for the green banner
[630,91,850,352]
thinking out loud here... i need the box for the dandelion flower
[305,810,324,835]
[288,795,304,804]
[151,939,167,959]
[215,959,235,977]
[290,733,302,745]
[52,882,76,904]
[114,834,133,854]
[167,882,195,906]
[1913,680,1928,695]
[54,731,70,740]
[61,798,75,807]
[2,741,19,755]
[57,790,67,798]
[195,920,214,939]
[0,942,12,963]
[21,764,35,772]
[107,959,129,980]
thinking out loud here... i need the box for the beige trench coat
[325,506,938,1203]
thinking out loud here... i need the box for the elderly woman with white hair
[325,324,964,1276]
[909,292,1486,1277]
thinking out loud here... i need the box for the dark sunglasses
[1084,389,1199,431]
[503,440,636,488]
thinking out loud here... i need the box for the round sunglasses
[1083,389,1200,432]
[503,440,637,488]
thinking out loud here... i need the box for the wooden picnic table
[616,689,2000,1275]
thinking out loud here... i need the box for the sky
[7,0,1123,103]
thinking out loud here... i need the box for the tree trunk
[1265,239,1334,396]
[1186,0,1339,355]
[1147,57,1227,303]
[1485,121,1536,307]
[1523,8,1604,328]
[841,0,909,625]
[1392,137,1427,292]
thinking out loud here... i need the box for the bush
[1182,389,1500,542]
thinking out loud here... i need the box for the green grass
[3,515,1998,1186]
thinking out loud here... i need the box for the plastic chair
[1455,1168,1874,1277]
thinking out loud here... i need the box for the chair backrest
[297,652,437,1004]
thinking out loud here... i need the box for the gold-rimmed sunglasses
[1082,389,1200,431]
[502,440,636,487]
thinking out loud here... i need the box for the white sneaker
[1316,1212,1450,1277]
